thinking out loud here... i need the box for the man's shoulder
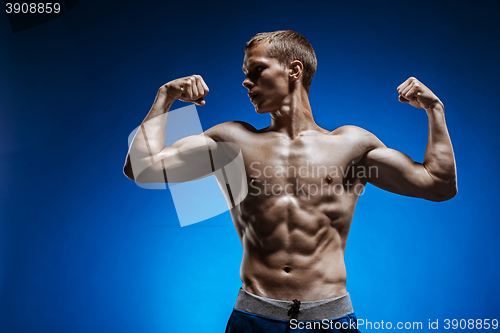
[204,121,258,142]
[331,125,371,136]
[330,125,382,150]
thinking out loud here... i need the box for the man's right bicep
[128,134,218,184]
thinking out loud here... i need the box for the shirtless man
[123,31,457,332]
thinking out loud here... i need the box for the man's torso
[207,121,372,301]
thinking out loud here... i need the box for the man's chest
[238,134,360,187]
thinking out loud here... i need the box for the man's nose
[242,77,253,89]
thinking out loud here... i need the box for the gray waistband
[234,288,354,321]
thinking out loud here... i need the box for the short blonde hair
[245,30,317,92]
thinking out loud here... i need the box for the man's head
[245,30,317,93]
[242,30,317,113]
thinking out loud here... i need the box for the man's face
[242,43,290,114]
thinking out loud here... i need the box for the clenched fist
[397,77,443,110]
[161,75,209,106]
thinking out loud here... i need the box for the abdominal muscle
[231,192,353,302]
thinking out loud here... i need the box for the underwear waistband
[233,288,354,321]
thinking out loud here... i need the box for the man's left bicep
[363,147,435,198]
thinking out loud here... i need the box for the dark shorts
[225,288,361,332]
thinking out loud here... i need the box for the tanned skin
[124,42,457,302]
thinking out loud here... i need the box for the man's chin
[254,103,272,114]
[255,109,272,115]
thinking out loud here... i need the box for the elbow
[123,166,135,181]
[432,188,457,202]
[430,179,458,202]
[123,156,135,181]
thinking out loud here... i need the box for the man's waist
[234,288,354,321]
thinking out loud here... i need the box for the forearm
[123,75,211,181]
[422,104,457,193]
[136,89,175,155]
[124,88,174,179]
[367,77,458,201]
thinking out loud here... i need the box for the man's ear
[289,60,303,82]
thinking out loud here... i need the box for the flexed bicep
[363,147,437,199]
[130,133,240,184]
[355,77,457,202]
[146,134,217,183]
[124,75,213,183]
[343,125,453,202]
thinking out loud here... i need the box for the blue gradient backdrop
[1,1,499,332]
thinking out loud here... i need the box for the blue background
[1,0,499,332]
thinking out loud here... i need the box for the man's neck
[269,89,318,138]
